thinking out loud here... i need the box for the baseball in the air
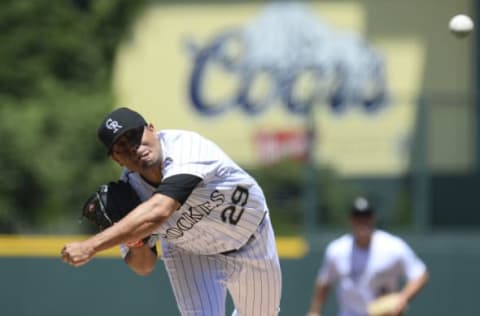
[449,14,474,37]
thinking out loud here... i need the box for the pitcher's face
[111,124,162,172]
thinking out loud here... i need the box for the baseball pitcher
[61,107,282,316]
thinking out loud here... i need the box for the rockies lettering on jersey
[164,201,214,239]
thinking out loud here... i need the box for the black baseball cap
[350,196,374,216]
[97,107,147,154]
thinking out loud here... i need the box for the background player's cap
[97,107,147,154]
[350,196,374,216]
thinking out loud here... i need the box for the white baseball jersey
[120,129,267,255]
[118,129,281,316]
[317,230,426,316]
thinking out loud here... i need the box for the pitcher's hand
[61,241,96,267]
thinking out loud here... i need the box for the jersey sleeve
[397,239,427,281]
[154,174,202,204]
[316,244,338,285]
[160,130,225,180]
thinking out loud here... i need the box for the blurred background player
[306,196,428,316]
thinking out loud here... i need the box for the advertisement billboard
[113,2,425,176]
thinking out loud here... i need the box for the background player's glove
[81,181,142,230]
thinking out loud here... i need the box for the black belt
[220,212,266,256]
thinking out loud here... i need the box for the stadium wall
[0,233,478,316]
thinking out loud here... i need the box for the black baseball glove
[81,181,142,230]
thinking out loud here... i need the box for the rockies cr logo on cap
[97,107,147,154]
[105,118,123,133]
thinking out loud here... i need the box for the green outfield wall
[0,233,478,316]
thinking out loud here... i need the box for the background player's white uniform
[316,230,426,316]
[120,130,281,316]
